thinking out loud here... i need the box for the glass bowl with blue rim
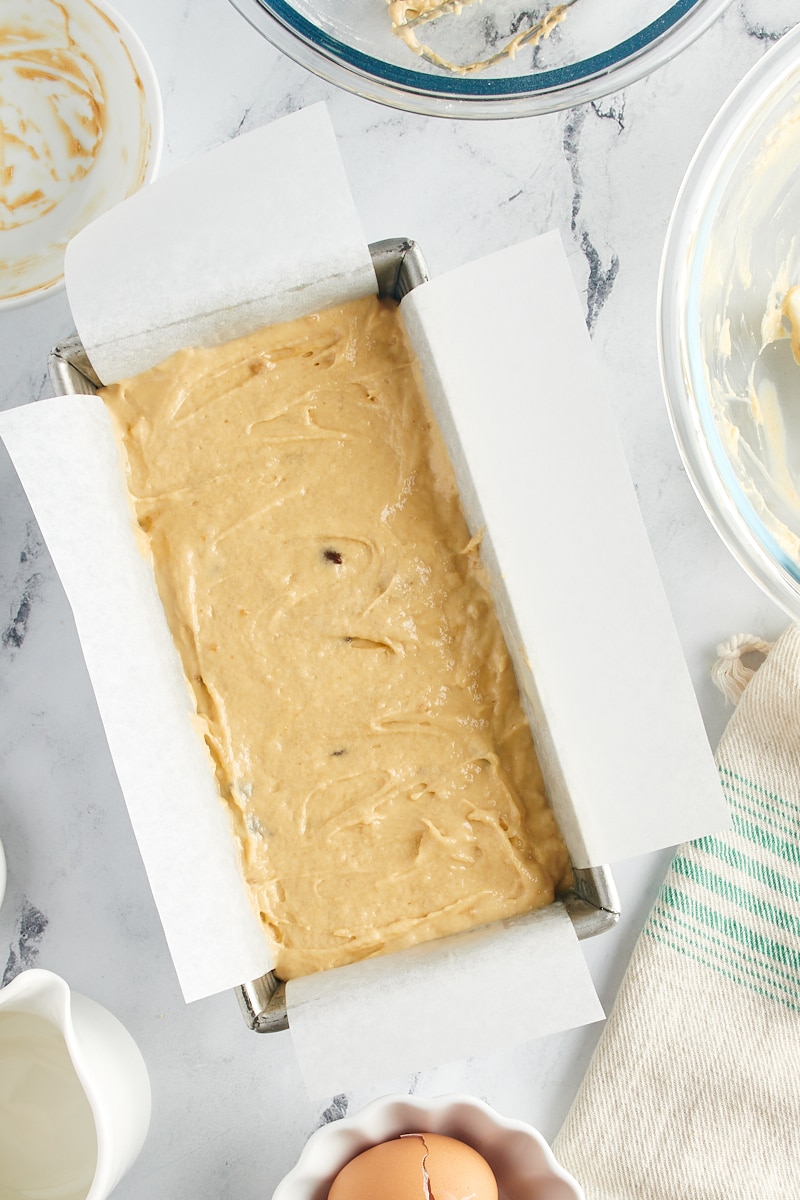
[228,0,734,119]
[659,22,800,619]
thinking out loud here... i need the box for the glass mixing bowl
[659,22,800,620]
[228,0,733,118]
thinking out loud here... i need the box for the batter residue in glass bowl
[386,0,576,74]
[699,98,800,566]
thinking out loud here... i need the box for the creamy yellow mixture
[101,296,572,980]
[779,284,800,365]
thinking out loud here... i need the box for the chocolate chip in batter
[323,548,343,564]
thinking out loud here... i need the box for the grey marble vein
[318,1094,349,1125]
[2,897,48,985]
[562,104,621,333]
[1,522,45,657]
[741,0,797,42]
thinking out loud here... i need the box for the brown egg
[327,1132,499,1200]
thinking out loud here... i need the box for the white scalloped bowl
[273,1094,585,1200]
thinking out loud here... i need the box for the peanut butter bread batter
[101,296,572,980]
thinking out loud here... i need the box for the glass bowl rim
[230,0,735,118]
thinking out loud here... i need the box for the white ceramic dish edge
[272,1093,585,1200]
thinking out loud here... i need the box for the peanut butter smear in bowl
[0,0,161,308]
[100,295,572,981]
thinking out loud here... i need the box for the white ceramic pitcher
[0,968,151,1200]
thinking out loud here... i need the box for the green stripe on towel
[729,814,800,869]
[671,856,800,940]
[652,902,800,993]
[640,763,800,1012]
[720,774,800,841]
[651,906,800,1008]
[656,884,800,973]
[643,926,800,1013]
[719,766,797,817]
[694,838,800,906]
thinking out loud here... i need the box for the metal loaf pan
[48,236,620,1033]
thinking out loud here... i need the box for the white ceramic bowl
[0,0,163,310]
[230,0,734,120]
[273,1094,585,1200]
[659,22,800,620]
[0,836,6,910]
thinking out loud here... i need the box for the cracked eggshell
[327,1132,498,1200]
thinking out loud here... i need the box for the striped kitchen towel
[553,624,800,1199]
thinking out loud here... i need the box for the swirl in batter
[101,296,572,980]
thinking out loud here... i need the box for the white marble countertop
[1,1,798,1195]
